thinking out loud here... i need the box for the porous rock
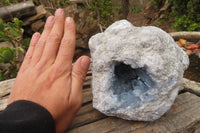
[89,20,189,121]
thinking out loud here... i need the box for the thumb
[70,56,90,103]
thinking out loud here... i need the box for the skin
[8,9,90,133]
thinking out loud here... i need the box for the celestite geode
[89,20,189,121]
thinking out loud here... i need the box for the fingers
[31,16,55,66]
[19,33,40,73]
[70,56,90,103]
[55,17,76,69]
[41,9,65,64]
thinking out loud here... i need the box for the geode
[89,20,189,121]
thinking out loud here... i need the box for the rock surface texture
[89,20,189,121]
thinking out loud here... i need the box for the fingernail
[47,16,54,23]
[66,17,73,23]
[81,57,90,69]
[55,8,63,16]
[32,33,40,40]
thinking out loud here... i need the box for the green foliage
[0,0,24,6]
[173,15,200,31]
[0,47,15,63]
[112,3,123,15]
[23,38,31,50]
[168,0,200,31]
[86,0,122,31]
[153,0,200,31]
[151,0,163,8]
[0,18,30,81]
[0,71,4,81]
[129,5,142,13]
[87,0,114,28]
[0,18,24,42]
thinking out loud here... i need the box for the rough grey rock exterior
[89,20,189,121]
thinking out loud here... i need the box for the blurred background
[0,0,199,82]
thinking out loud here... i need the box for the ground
[184,55,200,82]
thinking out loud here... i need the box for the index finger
[55,17,76,69]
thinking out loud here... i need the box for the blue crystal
[112,62,156,106]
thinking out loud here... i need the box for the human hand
[8,9,90,133]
